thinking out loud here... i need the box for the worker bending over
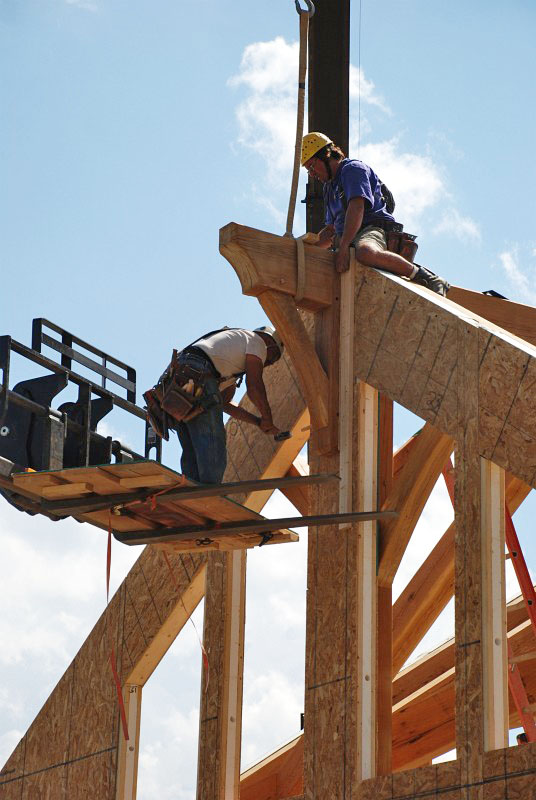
[145,326,283,484]
[301,132,449,296]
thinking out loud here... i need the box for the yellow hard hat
[301,132,333,166]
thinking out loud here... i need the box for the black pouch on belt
[386,230,419,263]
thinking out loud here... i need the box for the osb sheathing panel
[0,739,25,799]
[69,603,122,760]
[23,664,73,774]
[454,320,487,788]
[66,749,117,799]
[353,265,536,490]
[196,551,228,798]
[358,745,536,800]
[21,765,68,800]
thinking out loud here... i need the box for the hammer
[274,430,292,442]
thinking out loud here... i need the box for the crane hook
[295,0,315,17]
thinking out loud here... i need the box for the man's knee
[354,242,384,266]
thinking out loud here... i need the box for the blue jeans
[175,354,227,484]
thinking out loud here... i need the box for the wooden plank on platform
[41,481,93,499]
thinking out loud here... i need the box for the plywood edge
[125,562,206,685]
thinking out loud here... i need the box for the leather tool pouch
[386,230,419,263]
[144,350,213,437]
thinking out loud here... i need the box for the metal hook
[295,0,315,17]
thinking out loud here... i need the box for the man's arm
[335,196,365,273]
[221,385,263,427]
[244,354,279,434]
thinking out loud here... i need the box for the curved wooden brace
[257,289,329,432]
[220,222,333,311]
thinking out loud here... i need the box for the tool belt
[386,229,418,263]
[359,218,419,263]
[144,349,221,440]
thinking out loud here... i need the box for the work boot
[411,264,450,297]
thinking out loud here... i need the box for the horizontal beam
[40,473,340,516]
[448,286,536,347]
[114,510,398,546]
[219,222,334,311]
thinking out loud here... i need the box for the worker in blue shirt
[301,132,449,296]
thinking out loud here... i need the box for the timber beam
[378,424,454,587]
[219,223,334,311]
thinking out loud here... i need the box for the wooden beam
[239,735,304,800]
[197,550,246,800]
[448,285,536,347]
[392,471,531,675]
[480,459,508,750]
[219,223,333,311]
[356,382,379,779]
[338,256,356,523]
[377,424,454,587]
[258,290,329,434]
[115,685,142,800]
[376,394,394,775]
[279,456,310,515]
[125,563,206,685]
[393,594,536,706]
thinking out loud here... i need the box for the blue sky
[1,0,535,796]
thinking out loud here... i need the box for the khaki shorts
[334,225,388,251]
[352,225,388,250]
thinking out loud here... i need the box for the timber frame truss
[2,224,536,799]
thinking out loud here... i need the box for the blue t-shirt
[323,158,396,235]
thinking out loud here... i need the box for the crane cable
[285,0,315,239]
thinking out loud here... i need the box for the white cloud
[228,37,391,198]
[498,246,536,305]
[433,207,482,244]
[358,138,446,230]
[349,64,391,115]
[228,37,478,239]
[241,670,303,768]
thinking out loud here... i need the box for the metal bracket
[295,0,315,16]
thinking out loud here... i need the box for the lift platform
[1,459,303,552]
[1,457,398,552]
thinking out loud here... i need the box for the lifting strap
[295,235,307,302]
[285,1,315,238]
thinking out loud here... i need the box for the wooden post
[304,264,380,795]
[480,459,508,751]
[376,395,393,775]
[196,550,246,800]
[115,685,142,800]
[455,320,508,797]
[356,381,379,779]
